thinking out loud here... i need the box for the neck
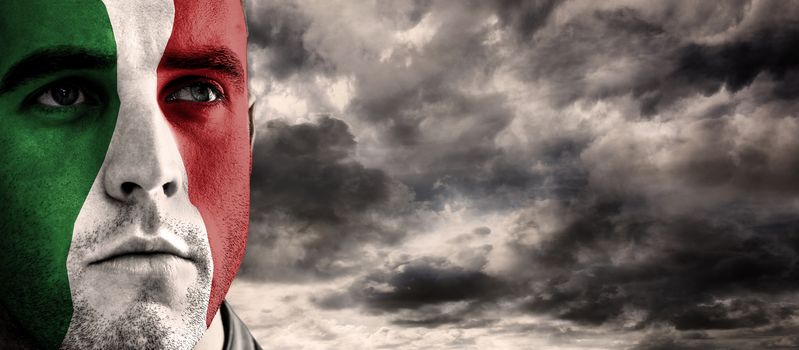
[193,308,225,350]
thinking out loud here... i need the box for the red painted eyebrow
[160,46,245,91]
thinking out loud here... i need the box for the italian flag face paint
[0,1,250,349]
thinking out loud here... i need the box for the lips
[89,235,192,266]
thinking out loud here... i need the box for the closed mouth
[88,235,192,266]
[91,251,189,265]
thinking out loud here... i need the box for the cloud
[353,257,503,310]
[493,0,561,40]
[498,2,799,115]
[241,116,413,281]
[246,0,323,80]
[501,195,799,328]
[238,0,799,348]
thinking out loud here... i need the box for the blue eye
[36,84,87,107]
[167,82,222,103]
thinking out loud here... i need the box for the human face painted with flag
[0,0,251,349]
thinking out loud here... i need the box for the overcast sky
[226,1,799,348]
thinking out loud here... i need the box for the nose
[102,87,184,202]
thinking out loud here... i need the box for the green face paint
[0,1,118,348]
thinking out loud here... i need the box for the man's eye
[167,83,222,103]
[36,84,87,107]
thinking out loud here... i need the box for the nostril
[121,182,138,195]
[162,182,177,197]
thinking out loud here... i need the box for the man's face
[0,1,251,349]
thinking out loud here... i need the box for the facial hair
[61,202,212,350]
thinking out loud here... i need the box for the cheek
[160,99,251,324]
[157,0,249,324]
[0,103,117,348]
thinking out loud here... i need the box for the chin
[62,184,214,349]
[60,278,210,350]
[62,242,212,350]
[63,227,213,350]
[61,299,206,350]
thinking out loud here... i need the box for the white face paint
[62,1,213,349]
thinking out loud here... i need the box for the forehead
[168,0,247,52]
[0,0,247,72]
[0,1,115,70]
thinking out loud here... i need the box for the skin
[0,0,251,349]
[0,1,119,348]
[63,1,212,349]
[159,0,252,327]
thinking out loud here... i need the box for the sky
[225,1,799,348]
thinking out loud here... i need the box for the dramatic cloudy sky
[225,1,799,348]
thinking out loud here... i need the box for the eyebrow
[161,46,245,91]
[0,46,115,94]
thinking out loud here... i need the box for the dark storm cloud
[346,13,508,147]
[242,0,799,347]
[353,258,504,311]
[493,0,560,40]
[249,0,579,206]
[241,117,410,280]
[249,117,389,221]
[671,29,799,97]
[501,2,799,115]
[339,1,577,207]
[246,0,324,79]
[510,199,799,328]
[666,116,799,195]
[326,256,511,327]
[633,324,799,350]
[635,28,799,114]
[334,197,799,332]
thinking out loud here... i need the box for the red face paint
[156,0,251,326]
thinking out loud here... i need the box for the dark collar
[220,300,263,350]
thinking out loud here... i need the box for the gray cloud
[354,257,503,311]
[241,117,412,281]
[246,0,323,80]
[239,0,799,348]
[494,0,561,40]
